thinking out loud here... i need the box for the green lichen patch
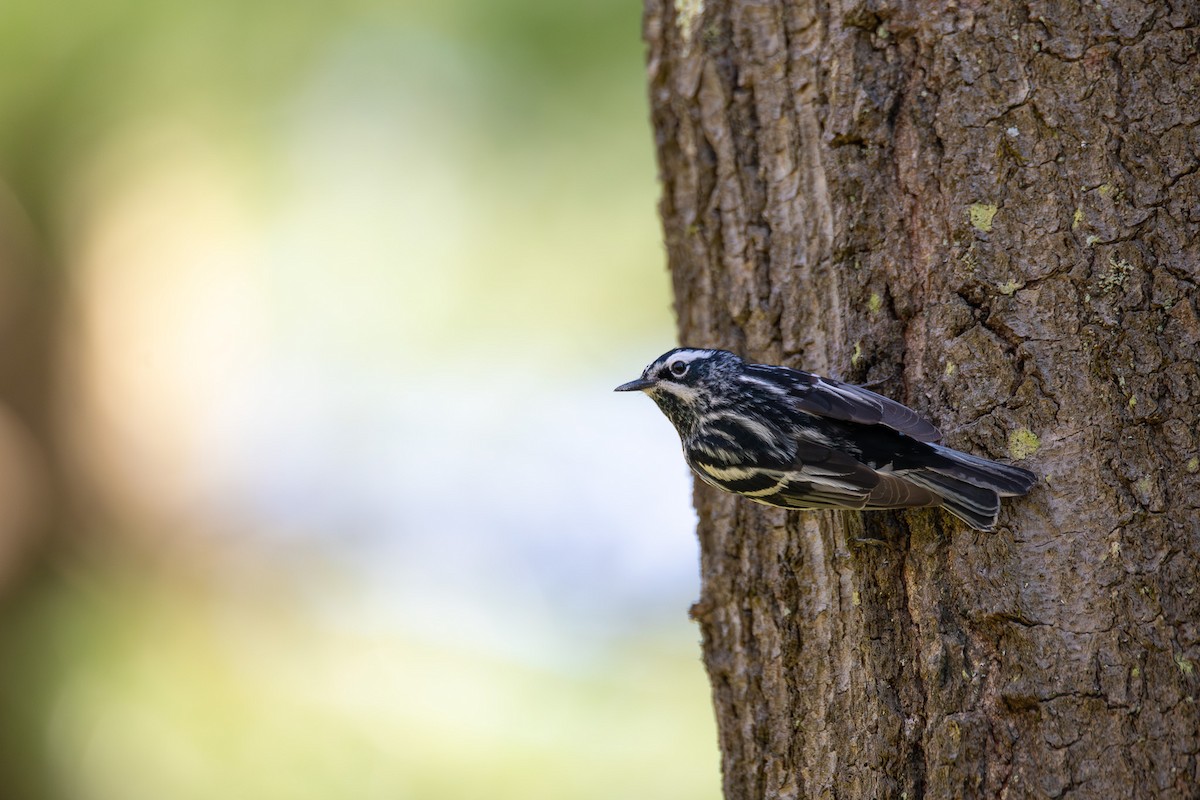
[1072,208,1084,229]
[1175,653,1195,677]
[998,279,1023,296]
[1187,457,1199,474]
[969,203,998,232]
[867,292,883,314]
[851,341,863,365]
[1099,254,1134,293]
[944,361,956,377]
[1008,428,1041,460]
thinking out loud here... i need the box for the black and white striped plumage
[616,348,1036,531]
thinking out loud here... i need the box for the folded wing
[743,365,943,442]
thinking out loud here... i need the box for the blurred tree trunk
[644,1,1199,797]
[0,189,67,800]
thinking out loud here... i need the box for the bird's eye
[668,360,688,377]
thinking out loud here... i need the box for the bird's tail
[903,445,1037,531]
[926,443,1037,496]
[903,471,1002,530]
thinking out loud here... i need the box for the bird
[615,347,1036,531]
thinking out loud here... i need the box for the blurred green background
[0,1,719,798]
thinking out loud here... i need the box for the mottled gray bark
[644,1,1199,797]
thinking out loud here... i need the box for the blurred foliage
[2,566,717,800]
[0,0,655,258]
[0,0,713,798]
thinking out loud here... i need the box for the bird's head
[615,348,743,431]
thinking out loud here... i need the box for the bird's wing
[762,447,946,513]
[863,472,940,509]
[746,365,942,442]
[689,435,882,510]
[754,441,881,510]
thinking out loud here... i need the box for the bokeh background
[0,1,719,797]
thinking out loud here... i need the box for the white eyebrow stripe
[667,349,716,365]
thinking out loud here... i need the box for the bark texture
[644,1,1200,797]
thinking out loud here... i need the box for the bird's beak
[614,377,655,392]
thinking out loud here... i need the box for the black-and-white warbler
[616,348,1036,531]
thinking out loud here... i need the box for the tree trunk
[644,1,1200,797]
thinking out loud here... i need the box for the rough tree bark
[644,1,1199,797]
